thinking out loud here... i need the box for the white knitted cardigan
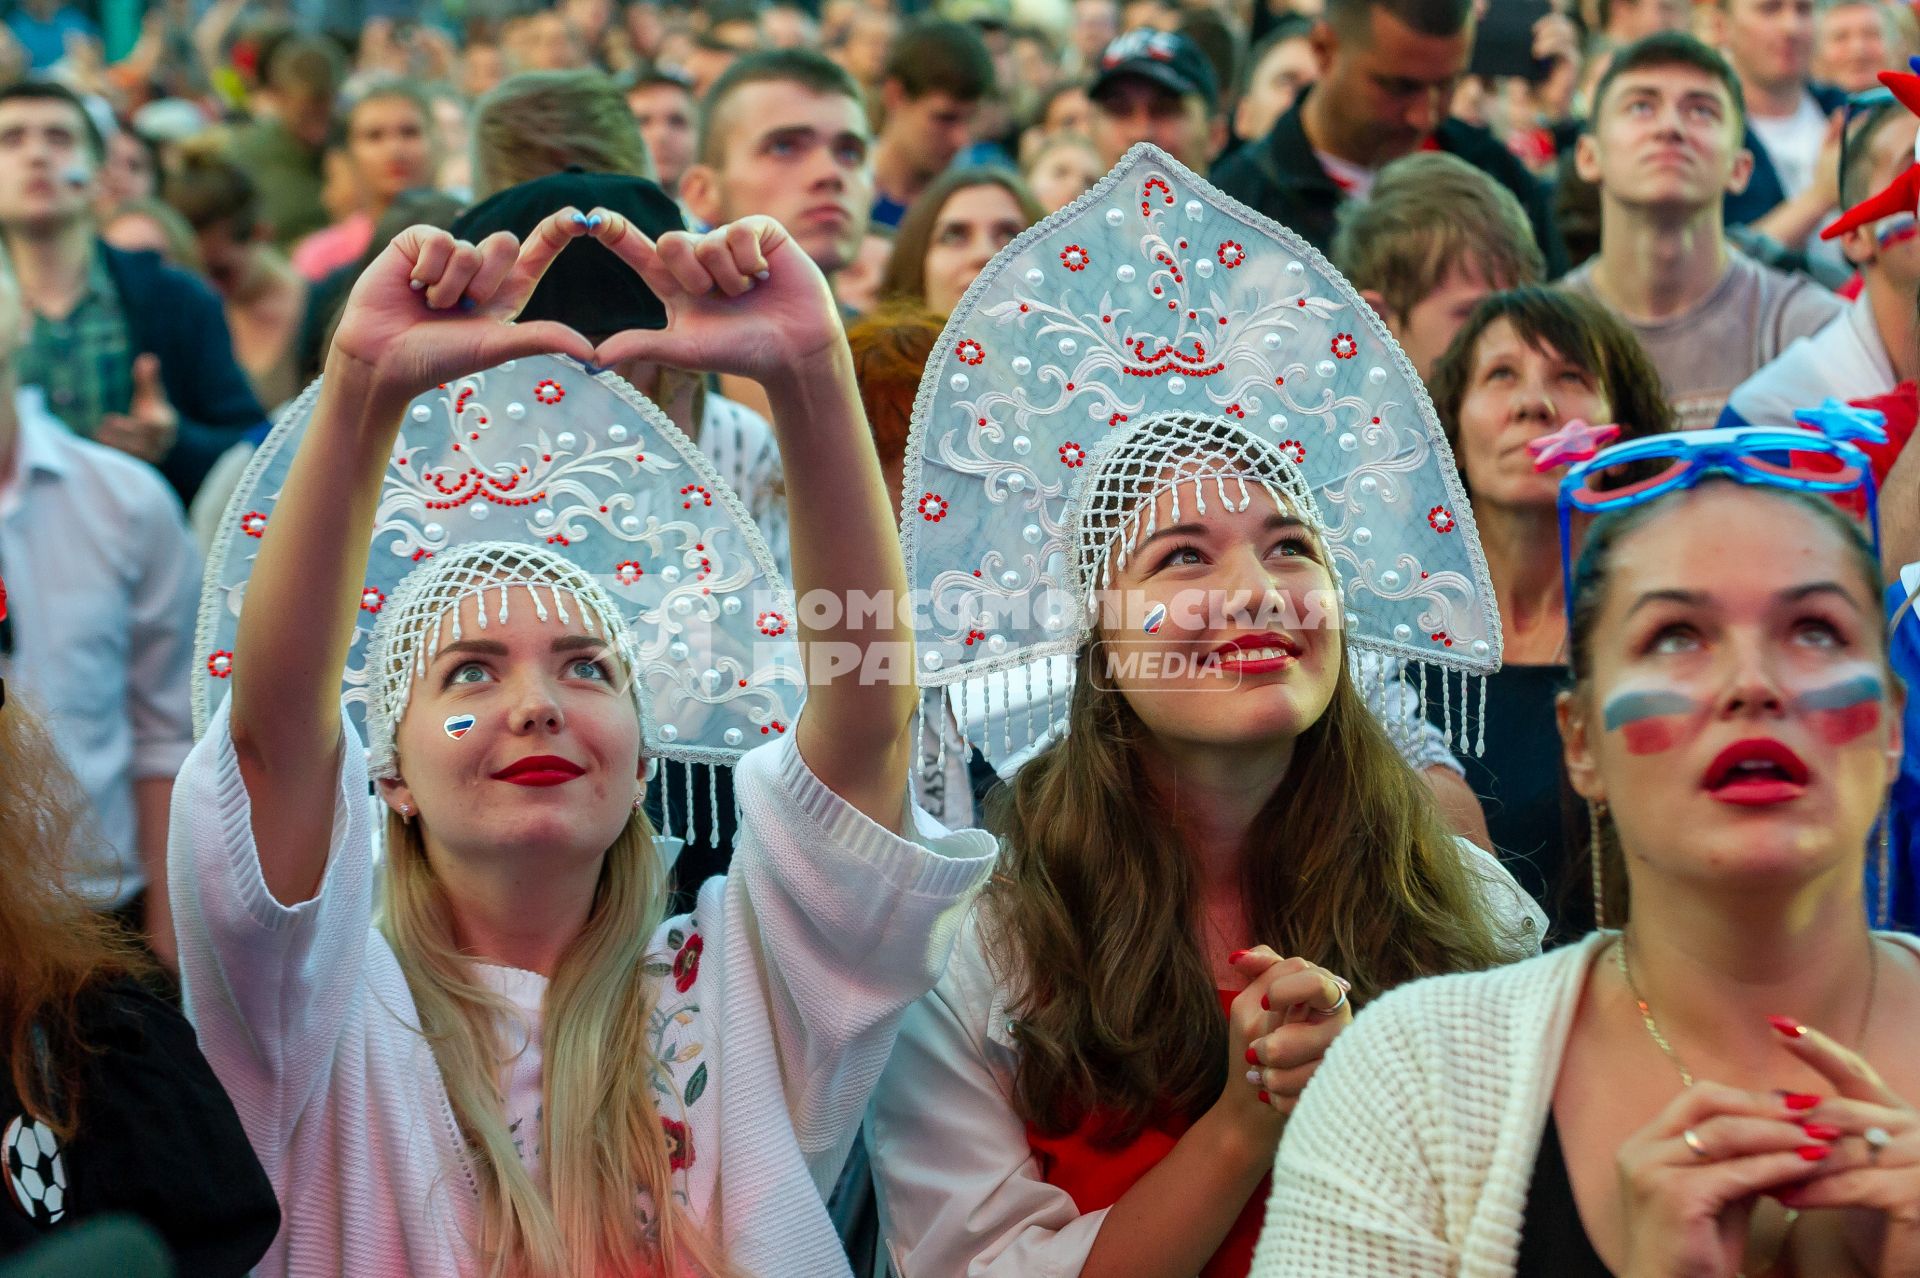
[1251,929,1920,1277]
[169,697,997,1278]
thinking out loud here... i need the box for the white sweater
[868,839,1546,1278]
[169,698,998,1278]
[1251,929,1920,1277]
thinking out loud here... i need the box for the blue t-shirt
[5,5,98,68]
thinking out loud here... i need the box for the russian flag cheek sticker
[1601,689,1701,755]
[1143,602,1167,634]
[444,714,476,740]
[1790,672,1884,746]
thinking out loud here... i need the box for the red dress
[1023,991,1268,1278]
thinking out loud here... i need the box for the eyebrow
[1623,581,1864,619]
[1135,512,1306,554]
[431,633,611,663]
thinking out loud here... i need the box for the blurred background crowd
[7,0,1920,969]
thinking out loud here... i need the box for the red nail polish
[1800,1123,1842,1141]
[1257,1091,1270,1105]
[1245,1046,1258,1065]
[1260,995,1270,1010]
[1769,1015,1805,1038]
[1783,1093,1821,1111]
[1797,1145,1831,1161]
[1228,949,1250,963]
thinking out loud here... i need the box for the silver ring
[1683,1128,1710,1159]
[1866,1126,1891,1162]
[1313,987,1350,1017]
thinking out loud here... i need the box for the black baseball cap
[1090,29,1220,113]
[450,169,686,344]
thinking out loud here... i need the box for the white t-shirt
[1749,91,1830,199]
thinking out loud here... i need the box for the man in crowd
[224,34,342,249]
[1717,0,1847,244]
[1593,0,1692,47]
[680,49,873,414]
[1212,0,1566,271]
[1724,99,1920,424]
[1562,32,1842,428]
[0,80,266,503]
[625,68,698,195]
[1087,27,1226,173]
[1333,151,1546,379]
[869,18,996,229]
[1233,19,1319,149]
[0,251,199,968]
[1811,0,1897,95]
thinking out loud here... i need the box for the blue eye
[568,658,611,680]
[448,662,491,685]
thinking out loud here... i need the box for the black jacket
[1724,82,1849,230]
[99,244,268,504]
[1211,88,1570,278]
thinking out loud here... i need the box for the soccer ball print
[4,1114,67,1224]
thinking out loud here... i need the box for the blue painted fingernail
[587,214,605,229]
[754,269,771,281]
[570,211,591,226]
[583,361,604,375]
[457,297,477,313]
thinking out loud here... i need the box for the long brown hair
[878,167,1044,311]
[985,640,1524,1145]
[0,694,148,1139]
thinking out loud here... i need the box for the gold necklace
[1613,932,1880,1088]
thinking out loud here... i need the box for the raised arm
[229,215,593,905]
[590,215,916,831]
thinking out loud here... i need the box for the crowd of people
[4,0,1920,1271]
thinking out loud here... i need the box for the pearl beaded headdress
[901,144,1502,773]
[195,355,805,841]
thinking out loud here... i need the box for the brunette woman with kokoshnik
[168,208,995,1278]
[1257,473,1920,1278]
[866,145,1546,1278]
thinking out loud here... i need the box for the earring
[1589,799,1608,931]
[633,796,645,813]
[400,803,414,822]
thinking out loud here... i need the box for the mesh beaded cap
[901,144,1501,772]
[195,355,805,823]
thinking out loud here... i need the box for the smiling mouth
[490,756,586,786]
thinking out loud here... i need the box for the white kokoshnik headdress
[195,355,805,845]
[901,144,1502,774]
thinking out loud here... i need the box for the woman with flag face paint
[1255,471,1920,1278]
[168,205,996,1278]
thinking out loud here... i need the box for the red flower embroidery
[533,379,565,405]
[207,650,233,678]
[661,1116,694,1171]
[1058,441,1086,467]
[1217,240,1246,268]
[679,484,713,509]
[1428,505,1456,533]
[955,339,985,366]
[614,561,644,586]
[240,510,268,538]
[1331,333,1359,360]
[360,587,385,614]
[1059,244,1090,271]
[1278,439,1306,465]
[756,611,787,637]
[917,492,949,522]
[672,933,703,993]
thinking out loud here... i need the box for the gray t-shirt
[1561,251,1844,431]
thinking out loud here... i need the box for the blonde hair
[471,70,652,201]
[379,806,732,1277]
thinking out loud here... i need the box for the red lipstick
[1701,738,1810,807]
[490,755,586,787]
[1208,632,1303,675]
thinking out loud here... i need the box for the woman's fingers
[695,229,756,297]
[463,231,522,309]
[1775,1018,1902,1106]
[401,226,456,291]
[1256,962,1349,1022]
[724,218,772,280]
[498,208,591,309]
[657,231,717,295]
[1657,1115,1837,1165]
[423,240,484,310]
[587,208,683,301]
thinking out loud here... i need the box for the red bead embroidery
[955,339,985,366]
[1428,505,1456,534]
[533,379,565,405]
